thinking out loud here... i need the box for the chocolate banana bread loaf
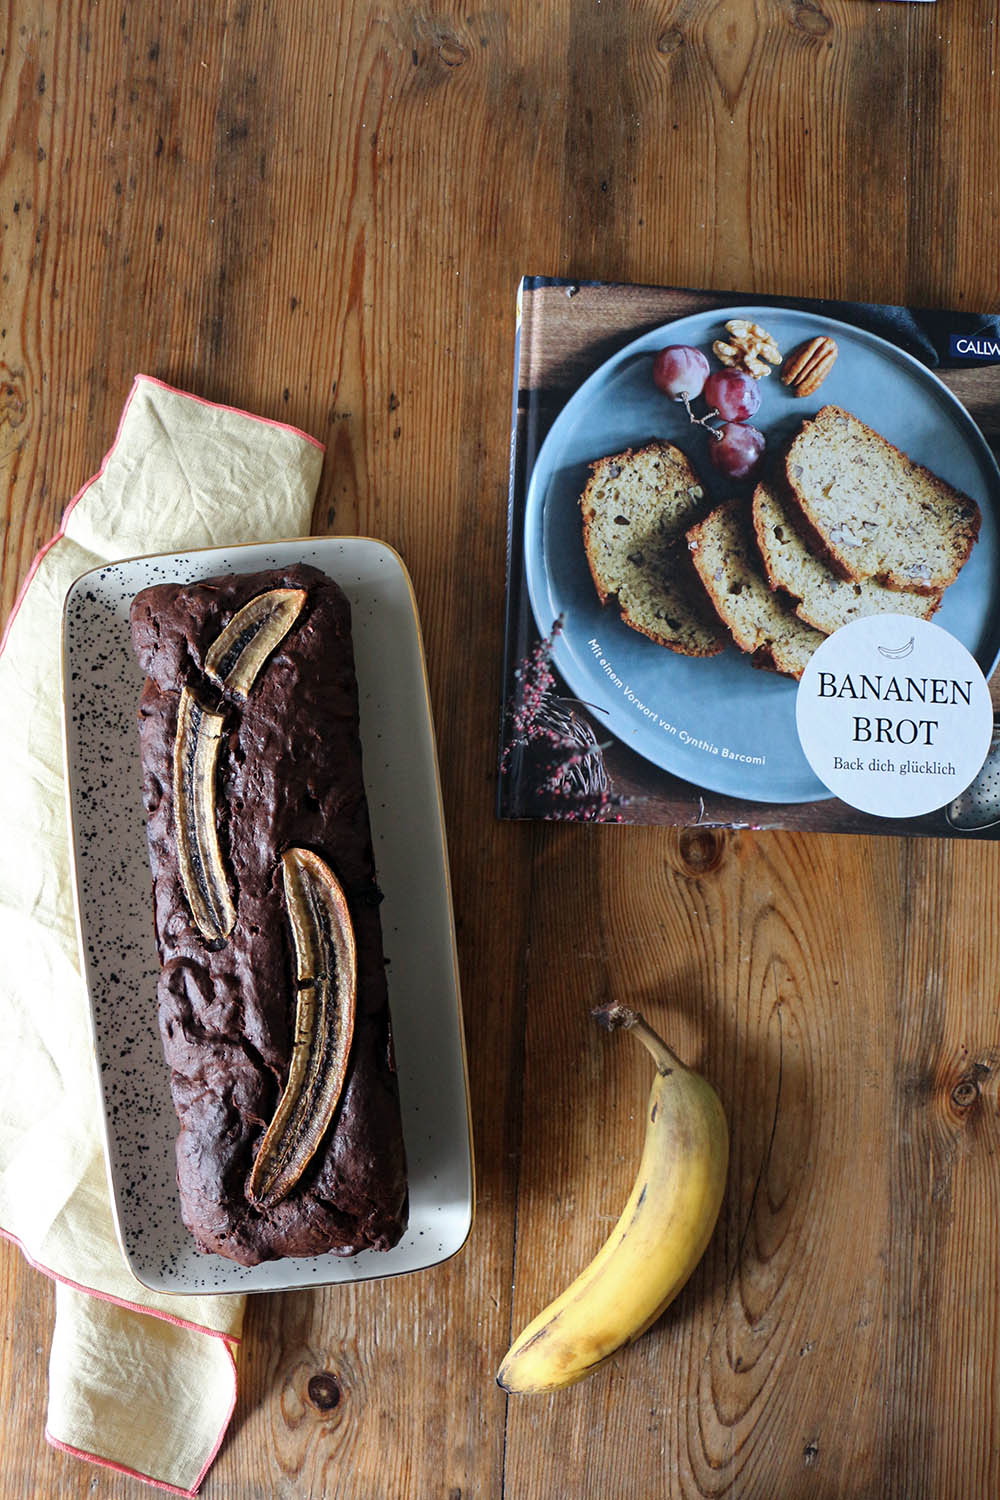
[130,563,407,1265]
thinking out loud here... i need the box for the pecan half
[781,336,838,397]
[247,848,358,1209]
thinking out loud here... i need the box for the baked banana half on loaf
[130,563,407,1266]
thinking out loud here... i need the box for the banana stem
[591,1003,685,1076]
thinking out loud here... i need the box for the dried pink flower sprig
[503,619,562,761]
[502,619,625,822]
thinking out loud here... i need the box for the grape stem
[679,393,724,436]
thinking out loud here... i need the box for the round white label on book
[795,615,994,818]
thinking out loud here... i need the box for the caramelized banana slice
[248,848,358,1208]
[173,587,306,940]
[173,687,236,942]
[204,587,306,698]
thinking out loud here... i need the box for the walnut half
[712,319,782,379]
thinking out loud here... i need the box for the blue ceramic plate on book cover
[523,306,1000,803]
[62,537,473,1295]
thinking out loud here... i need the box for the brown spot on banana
[248,848,357,1208]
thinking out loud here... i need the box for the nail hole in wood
[308,1372,342,1410]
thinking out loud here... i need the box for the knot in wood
[656,26,684,54]
[437,36,468,67]
[951,1061,991,1111]
[675,826,727,876]
[791,1,833,39]
[307,1371,343,1411]
[951,1078,980,1110]
[0,365,27,431]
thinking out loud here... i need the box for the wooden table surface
[3,2,1000,1496]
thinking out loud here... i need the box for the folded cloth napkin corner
[0,373,325,1494]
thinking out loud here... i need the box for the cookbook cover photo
[498,275,1000,838]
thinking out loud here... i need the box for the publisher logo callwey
[795,616,993,818]
[949,332,1000,361]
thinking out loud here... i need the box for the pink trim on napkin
[134,373,326,450]
[45,1332,238,1499]
[2,1224,240,1494]
[0,373,325,655]
[44,1434,215,1499]
[0,1226,242,1344]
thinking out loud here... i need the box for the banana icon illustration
[877,636,915,660]
[497,1004,728,1394]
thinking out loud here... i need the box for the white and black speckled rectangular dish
[61,536,474,1295]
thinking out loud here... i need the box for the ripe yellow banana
[497,1004,728,1394]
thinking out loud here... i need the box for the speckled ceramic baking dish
[62,536,474,1295]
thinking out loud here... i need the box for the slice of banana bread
[581,441,725,656]
[752,476,941,634]
[784,406,981,593]
[687,499,824,679]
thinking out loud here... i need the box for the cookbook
[497,275,1000,837]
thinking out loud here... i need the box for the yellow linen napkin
[0,374,324,1494]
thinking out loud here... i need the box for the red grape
[708,422,766,481]
[704,369,761,422]
[651,345,710,401]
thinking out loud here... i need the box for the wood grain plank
[881,836,1000,1497]
[0,6,60,619]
